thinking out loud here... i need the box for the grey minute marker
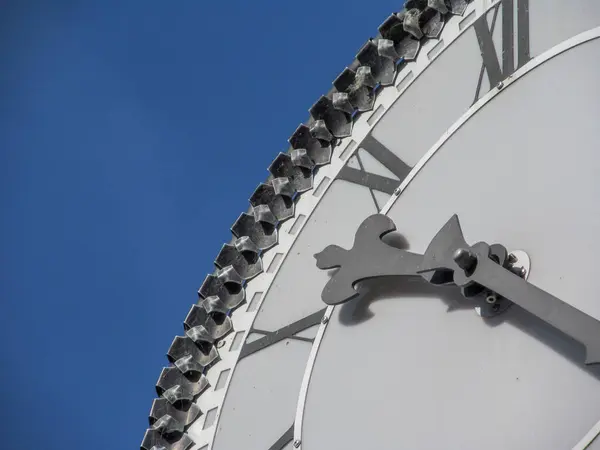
[315,214,600,365]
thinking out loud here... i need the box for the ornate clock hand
[314,214,423,305]
[316,213,600,365]
[420,215,600,365]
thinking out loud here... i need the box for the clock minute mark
[239,309,327,359]
[354,151,383,211]
[337,134,411,198]
[268,424,294,450]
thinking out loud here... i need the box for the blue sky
[0,1,397,449]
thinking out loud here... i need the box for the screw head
[485,293,498,304]
[321,315,329,325]
[498,81,505,89]
[216,339,226,348]
[294,440,301,448]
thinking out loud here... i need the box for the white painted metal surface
[302,35,600,450]
[196,2,600,449]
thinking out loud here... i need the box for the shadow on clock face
[339,274,600,380]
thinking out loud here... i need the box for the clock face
[142,2,600,450]
[303,35,600,450]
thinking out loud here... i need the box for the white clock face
[303,36,600,450]
[142,2,600,450]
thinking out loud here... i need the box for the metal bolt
[509,265,527,278]
[497,81,505,89]
[294,440,301,448]
[216,339,226,348]
[321,315,329,325]
[453,248,477,272]
[486,293,498,304]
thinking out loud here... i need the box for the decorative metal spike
[355,66,376,89]
[422,10,444,38]
[347,67,376,112]
[156,366,207,398]
[234,235,259,255]
[167,336,218,368]
[378,38,400,60]
[332,92,355,115]
[396,36,421,60]
[186,319,232,344]
[206,316,232,341]
[272,177,294,198]
[200,295,229,316]
[290,148,315,171]
[216,265,243,287]
[232,212,278,250]
[448,0,469,16]
[309,119,333,143]
[161,385,193,405]
[250,180,295,222]
[333,67,356,93]
[404,0,428,9]
[250,182,275,206]
[253,204,278,226]
[184,303,208,330]
[141,429,194,450]
[289,124,331,166]
[428,0,448,14]
[185,326,214,345]
[378,14,408,42]
[269,152,314,192]
[357,40,396,86]
[349,89,375,112]
[309,96,352,139]
[149,398,201,427]
[174,354,206,374]
[198,267,245,310]
[214,242,262,280]
[152,415,185,435]
[403,8,424,39]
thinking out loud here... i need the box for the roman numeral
[239,308,327,359]
[268,424,294,450]
[473,0,531,103]
[337,135,411,210]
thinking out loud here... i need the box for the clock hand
[314,215,514,307]
[316,213,600,364]
[314,214,423,305]
[420,215,600,365]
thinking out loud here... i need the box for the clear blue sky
[0,1,397,449]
